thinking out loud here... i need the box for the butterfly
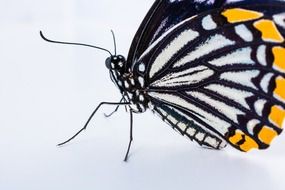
[41,0,285,161]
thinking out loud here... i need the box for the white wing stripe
[139,15,197,60]
[173,34,236,68]
[220,70,260,90]
[204,84,253,109]
[149,29,199,79]
[150,65,214,87]
[187,91,245,123]
[148,92,231,135]
[208,47,254,67]
[234,24,253,42]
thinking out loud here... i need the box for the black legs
[58,101,130,146]
[124,110,134,162]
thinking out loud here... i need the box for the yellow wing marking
[254,19,284,43]
[240,136,259,152]
[229,131,243,144]
[229,130,259,152]
[269,105,285,129]
[258,126,278,145]
[272,46,285,72]
[274,76,285,102]
[222,8,263,23]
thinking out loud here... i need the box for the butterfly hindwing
[152,101,228,149]
[133,3,285,151]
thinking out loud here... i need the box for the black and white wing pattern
[130,1,285,151]
[127,0,228,67]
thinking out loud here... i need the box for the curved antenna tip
[39,30,112,56]
[39,30,49,42]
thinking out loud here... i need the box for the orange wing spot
[229,131,243,144]
[240,135,259,152]
[274,76,285,102]
[254,19,284,43]
[258,126,278,145]
[269,105,285,128]
[273,47,285,72]
[222,8,263,23]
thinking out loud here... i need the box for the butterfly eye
[105,57,112,69]
[113,55,126,69]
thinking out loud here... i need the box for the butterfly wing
[133,3,285,151]
[152,100,228,149]
[126,0,279,69]
[127,0,229,68]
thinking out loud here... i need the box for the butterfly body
[106,55,150,113]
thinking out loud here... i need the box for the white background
[1,0,285,190]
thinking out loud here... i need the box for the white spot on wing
[174,34,235,68]
[177,122,188,131]
[220,70,260,90]
[187,128,196,136]
[205,84,253,109]
[168,106,226,146]
[138,63,145,72]
[254,99,266,116]
[208,47,254,67]
[205,136,220,148]
[195,132,205,141]
[202,15,217,30]
[247,119,260,135]
[273,13,285,29]
[151,66,214,87]
[149,29,199,79]
[167,115,178,124]
[257,45,267,66]
[260,73,274,93]
[187,91,244,123]
[235,24,253,42]
[148,92,231,135]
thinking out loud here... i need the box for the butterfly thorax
[105,55,149,113]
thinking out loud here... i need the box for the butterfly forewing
[132,2,285,151]
[127,0,229,68]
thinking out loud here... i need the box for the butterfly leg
[124,109,134,162]
[104,98,124,117]
[104,96,130,117]
[58,101,130,146]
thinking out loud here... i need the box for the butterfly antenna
[111,30,117,55]
[40,31,112,56]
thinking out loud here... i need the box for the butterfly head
[105,55,126,71]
